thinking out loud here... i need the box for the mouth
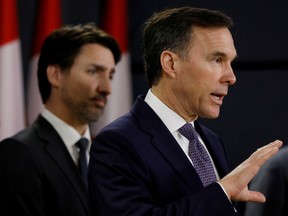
[91,96,107,109]
[210,92,226,105]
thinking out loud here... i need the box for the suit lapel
[34,116,90,213]
[132,96,203,192]
[151,126,204,190]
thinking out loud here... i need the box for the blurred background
[1,0,288,198]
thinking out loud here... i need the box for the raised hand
[219,140,283,202]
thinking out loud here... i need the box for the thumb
[245,191,266,203]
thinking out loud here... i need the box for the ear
[160,51,177,79]
[46,65,61,88]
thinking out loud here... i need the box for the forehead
[78,43,113,58]
[189,26,237,59]
[74,43,115,65]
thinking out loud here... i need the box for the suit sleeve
[0,139,45,216]
[245,156,286,216]
[88,130,237,216]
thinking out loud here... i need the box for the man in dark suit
[88,7,282,216]
[245,145,288,216]
[0,23,121,216]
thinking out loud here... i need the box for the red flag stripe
[0,0,25,139]
[102,0,128,52]
[31,0,62,56]
[0,0,19,45]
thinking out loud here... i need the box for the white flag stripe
[104,53,132,120]
[27,54,43,124]
[0,40,25,140]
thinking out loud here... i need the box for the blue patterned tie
[75,138,89,189]
[179,123,217,187]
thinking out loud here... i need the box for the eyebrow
[90,64,116,74]
[212,51,238,62]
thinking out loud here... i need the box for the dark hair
[37,23,121,103]
[143,6,233,87]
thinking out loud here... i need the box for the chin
[82,110,102,123]
[202,112,220,119]
[210,108,221,118]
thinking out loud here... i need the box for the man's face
[172,27,237,120]
[59,43,116,124]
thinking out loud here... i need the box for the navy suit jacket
[0,116,90,216]
[89,95,237,216]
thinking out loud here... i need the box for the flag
[0,0,25,140]
[90,0,132,137]
[27,0,61,125]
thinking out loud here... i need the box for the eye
[88,69,97,74]
[109,72,115,80]
[87,67,101,75]
[214,57,223,64]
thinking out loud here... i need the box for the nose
[97,74,112,95]
[222,64,236,86]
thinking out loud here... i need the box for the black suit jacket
[88,95,237,216]
[0,115,90,216]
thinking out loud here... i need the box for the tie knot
[75,138,89,151]
[178,123,198,141]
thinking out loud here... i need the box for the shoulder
[0,129,40,176]
[0,126,39,159]
[0,116,57,155]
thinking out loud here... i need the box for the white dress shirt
[41,108,91,165]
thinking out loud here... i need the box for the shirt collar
[144,89,192,132]
[41,108,91,148]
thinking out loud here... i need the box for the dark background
[17,0,288,186]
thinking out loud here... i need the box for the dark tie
[75,137,89,189]
[179,123,217,187]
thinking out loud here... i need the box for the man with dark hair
[0,23,121,216]
[88,7,282,216]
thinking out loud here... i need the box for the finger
[236,140,282,182]
[257,140,282,152]
[248,140,282,162]
[255,140,282,163]
[245,191,266,203]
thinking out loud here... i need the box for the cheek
[91,78,102,91]
[82,81,97,95]
[65,79,91,99]
[81,75,98,89]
